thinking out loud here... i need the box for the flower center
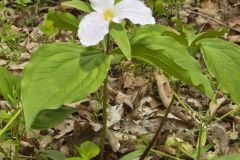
[103,8,114,21]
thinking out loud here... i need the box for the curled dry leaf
[107,104,124,127]
[124,73,149,89]
[54,120,74,139]
[107,129,121,152]
[209,97,226,117]
[115,92,133,109]
[39,135,53,149]
[154,71,173,108]
[212,124,230,154]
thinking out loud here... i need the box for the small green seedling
[65,141,100,160]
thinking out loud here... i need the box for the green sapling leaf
[78,141,100,159]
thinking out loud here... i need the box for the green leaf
[15,0,31,5]
[61,0,92,13]
[47,10,79,32]
[32,106,78,129]
[199,38,240,104]
[132,24,170,43]
[109,49,125,64]
[39,16,58,36]
[182,27,229,47]
[41,150,66,160]
[110,23,131,60]
[65,158,83,160]
[131,32,214,98]
[211,155,240,160]
[192,28,228,45]
[120,149,144,160]
[0,67,21,106]
[21,43,110,129]
[182,27,197,47]
[78,141,100,159]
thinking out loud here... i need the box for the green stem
[197,127,203,160]
[99,35,110,160]
[151,149,179,160]
[212,105,240,124]
[173,91,191,112]
[0,108,23,138]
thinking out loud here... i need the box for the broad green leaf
[78,141,100,159]
[192,28,228,45]
[131,31,214,98]
[182,27,196,47]
[0,67,21,106]
[41,150,66,160]
[47,10,79,32]
[199,38,240,104]
[162,31,187,46]
[21,43,110,129]
[110,23,131,60]
[183,27,228,47]
[32,106,78,129]
[61,0,92,13]
[211,155,240,160]
[132,24,170,43]
[120,149,144,160]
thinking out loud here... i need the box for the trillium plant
[1,0,240,159]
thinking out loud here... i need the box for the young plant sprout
[78,0,155,46]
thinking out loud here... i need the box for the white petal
[113,0,155,25]
[78,12,109,46]
[90,0,114,12]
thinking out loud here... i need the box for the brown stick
[139,72,175,160]
[139,96,175,160]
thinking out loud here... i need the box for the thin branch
[139,95,175,160]
[186,9,240,33]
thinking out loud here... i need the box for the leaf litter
[1,0,240,159]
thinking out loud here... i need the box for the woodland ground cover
[0,0,240,160]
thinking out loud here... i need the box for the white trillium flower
[78,0,155,46]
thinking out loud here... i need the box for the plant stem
[139,95,175,160]
[99,77,108,160]
[212,105,240,124]
[99,34,110,160]
[197,127,203,160]
[0,108,23,138]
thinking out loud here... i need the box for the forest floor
[0,0,240,160]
